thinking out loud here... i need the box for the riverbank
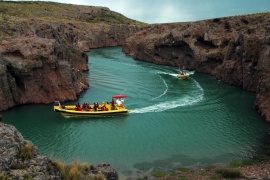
[1,120,270,179]
[157,161,270,180]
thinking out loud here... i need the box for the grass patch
[178,175,186,180]
[215,168,243,179]
[0,173,7,180]
[152,171,165,177]
[53,160,104,180]
[0,1,147,25]
[179,167,189,172]
[18,143,34,160]
[23,173,31,180]
[229,159,256,167]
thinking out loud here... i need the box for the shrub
[152,171,165,177]
[52,160,105,180]
[18,143,34,160]
[23,173,31,180]
[0,173,7,180]
[179,167,189,172]
[229,159,256,167]
[178,175,186,180]
[215,168,242,179]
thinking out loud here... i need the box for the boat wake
[155,70,196,78]
[131,78,204,114]
[131,95,203,114]
[151,74,168,101]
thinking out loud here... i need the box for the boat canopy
[112,95,128,99]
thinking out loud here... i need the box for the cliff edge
[123,13,270,121]
[0,1,143,111]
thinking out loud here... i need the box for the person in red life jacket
[76,103,82,111]
[111,99,115,107]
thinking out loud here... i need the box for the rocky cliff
[0,122,118,179]
[123,13,270,122]
[0,1,143,111]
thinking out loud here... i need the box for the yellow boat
[54,95,130,117]
[177,73,189,79]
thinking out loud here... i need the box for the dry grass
[0,1,146,25]
[53,160,105,180]
[0,173,7,180]
[18,143,34,160]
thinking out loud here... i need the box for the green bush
[215,168,242,179]
[152,171,165,177]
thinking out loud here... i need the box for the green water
[2,46,270,176]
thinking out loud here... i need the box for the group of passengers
[75,102,111,111]
[75,102,93,111]
[179,71,187,75]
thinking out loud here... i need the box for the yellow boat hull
[177,74,189,79]
[54,105,130,117]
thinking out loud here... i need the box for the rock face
[0,12,140,111]
[0,123,62,179]
[0,122,119,180]
[123,13,270,122]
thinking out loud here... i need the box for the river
[2,46,270,177]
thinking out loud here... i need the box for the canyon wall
[123,14,270,121]
[0,16,140,111]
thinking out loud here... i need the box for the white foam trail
[151,74,168,100]
[131,77,204,114]
[131,94,203,114]
[155,70,196,78]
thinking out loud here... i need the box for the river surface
[3,46,270,177]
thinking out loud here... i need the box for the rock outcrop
[0,122,118,180]
[0,2,142,111]
[0,122,61,179]
[123,13,270,122]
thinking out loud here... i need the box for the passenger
[83,103,86,110]
[101,102,106,111]
[111,99,115,107]
[86,103,90,111]
[76,103,82,111]
[94,103,97,111]
[75,103,79,111]
[78,106,82,111]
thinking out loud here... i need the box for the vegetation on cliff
[0,1,147,26]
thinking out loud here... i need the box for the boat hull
[177,74,189,79]
[54,106,130,117]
